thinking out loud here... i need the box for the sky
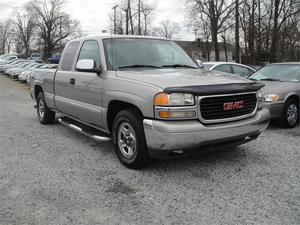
[0,0,195,40]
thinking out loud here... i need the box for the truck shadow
[146,146,251,171]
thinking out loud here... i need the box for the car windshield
[32,54,41,57]
[250,64,300,82]
[103,38,198,70]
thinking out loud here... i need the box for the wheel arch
[106,100,144,133]
[34,84,43,100]
[285,94,299,106]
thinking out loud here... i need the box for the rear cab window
[60,41,80,71]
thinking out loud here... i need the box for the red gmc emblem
[223,101,244,111]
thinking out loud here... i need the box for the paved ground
[0,75,299,225]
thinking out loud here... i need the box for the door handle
[70,78,75,85]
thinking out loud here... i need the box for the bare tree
[111,0,156,35]
[12,9,36,57]
[187,0,235,61]
[141,1,155,35]
[153,19,180,39]
[269,0,299,62]
[0,20,14,54]
[235,0,240,63]
[28,0,80,58]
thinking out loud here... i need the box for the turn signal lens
[159,111,170,118]
[265,94,280,102]
[154,93,169,106]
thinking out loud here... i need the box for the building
[175,39,236,62]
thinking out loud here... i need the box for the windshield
[103,38,198,70]
[250,64,300,82]
[32,54,41,57]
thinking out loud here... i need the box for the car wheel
[36,92,55,124]
[112,108,149,169]
[280,99,299,128]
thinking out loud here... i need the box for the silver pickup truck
[31,35,270,169]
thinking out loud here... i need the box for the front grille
[200,93,257,121]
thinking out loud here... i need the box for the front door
[55,40,104,128]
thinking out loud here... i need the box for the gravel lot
[0,75,299,225]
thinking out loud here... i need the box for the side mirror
[76,59,101,74]
[196,59,204,69]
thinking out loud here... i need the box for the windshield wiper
[161,64,198,69]
[118,64,161,69]
[249,78,257,81]
[260,78,282,81]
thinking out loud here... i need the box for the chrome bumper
[143,108,270,152]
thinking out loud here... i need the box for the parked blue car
[47,54,60,64]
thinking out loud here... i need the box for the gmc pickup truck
[31,35,270,169]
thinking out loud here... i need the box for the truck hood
[116,69,252,89]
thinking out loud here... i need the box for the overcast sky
[0,0,195,40]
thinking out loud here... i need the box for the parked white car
[203,62,256,78]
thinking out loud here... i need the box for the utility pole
[112,5,118,34]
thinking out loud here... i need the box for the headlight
[154,92,196,119]
[154,93,195,106]
[265,94,280,102]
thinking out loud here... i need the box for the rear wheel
[112,108,149,169]
[280,99,299,128]
[36,92,55,124]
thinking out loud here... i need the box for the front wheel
[36,92,56,124]
[112,108,149,169]
[280,99,299,128]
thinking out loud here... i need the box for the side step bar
[58,117,111,141]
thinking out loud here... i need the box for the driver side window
[78,40,101,68]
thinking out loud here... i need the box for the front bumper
[143,108,269,157]
[265,102,284,119]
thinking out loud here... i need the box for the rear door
[54,40,104,128]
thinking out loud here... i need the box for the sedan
[203,62,256,78]
[249,62,299,128]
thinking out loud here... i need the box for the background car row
[0,56,57,85]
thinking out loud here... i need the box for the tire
[112,108,149,169]
[36,92,55,124]
[279,98,299,128]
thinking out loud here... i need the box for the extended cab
[30,35,270,169]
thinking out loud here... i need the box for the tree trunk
[125,9,129,35]
[128,1,134,34]
[257,0,261,64]
[144,14,147,35]
[222,35,228,62]
[235,0,240,63]
[138,0,141,35]
[270,0,280,62]
[209,1,219,61]
[248,0,256,64]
